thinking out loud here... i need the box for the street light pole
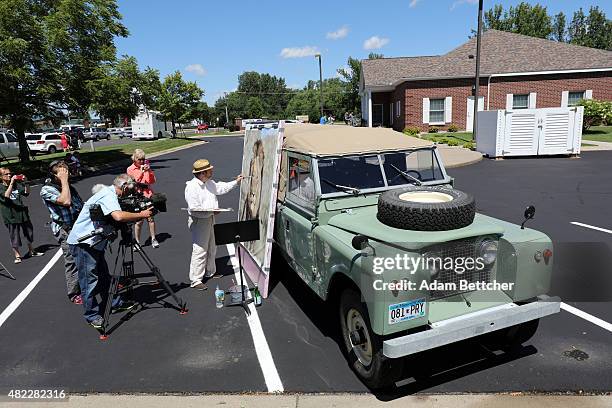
[472,0,484,142]
[315,54,323,119]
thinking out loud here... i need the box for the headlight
[479,239,498,265]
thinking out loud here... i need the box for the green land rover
[274,124,560,389]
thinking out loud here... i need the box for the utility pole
[315,54,323,119]
[472,0,484,142]
[223,92,230,126]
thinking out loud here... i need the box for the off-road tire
[482,319,540,351]
[339,289,403,389]
[377,186,475,231]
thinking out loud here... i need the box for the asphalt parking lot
[0,138,610,397]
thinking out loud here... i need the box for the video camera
[118,192,167,216]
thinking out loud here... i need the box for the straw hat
[192,159,214,174]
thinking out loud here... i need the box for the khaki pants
[188,216,217,286]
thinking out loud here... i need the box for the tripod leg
[100,271,121,340]
[133,242,187,313]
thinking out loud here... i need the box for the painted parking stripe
[226,243,284,393]
[570,221,612,235]
[0,249,63,329]
[560,303,612,333]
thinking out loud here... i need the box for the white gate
[503,111,539,156]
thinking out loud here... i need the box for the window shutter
[506,94,513,110]
[561,91,569,107]
[444,96,452,123]
[422,98,430,124]
[528,92,537,109]
[585,90,593,99]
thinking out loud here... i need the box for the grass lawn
[4,137,198,180]
[420,131,475,148]
[582,126,612,142]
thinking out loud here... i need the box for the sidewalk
[580,140,612,151]
[3,394,609,408]
[436,145,483,168]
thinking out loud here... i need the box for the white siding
[422,98,430,124]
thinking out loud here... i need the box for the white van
[132,111,172,140]
[0,132,19,159]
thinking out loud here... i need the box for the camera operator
[67,174,153,328]
[40,161,84,304]
[0,167,43,263]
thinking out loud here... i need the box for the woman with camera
[0,168,43,263]
[126,149,159,248]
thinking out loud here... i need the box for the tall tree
[337,57,362,116]
[568,8,588,46]
[483,2,552,39]
[286,78,347,123]
[584,6,612,50]
[0,0,127,161]
[552,12,566,42]
[158,71,203,135]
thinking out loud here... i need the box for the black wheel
[106,135,110,140]
[482,319,540,350]
[377,185,475,231]
[47,145,57,154]
[157,131,162,139]
[339,289,403,389]
[95,135,100,141]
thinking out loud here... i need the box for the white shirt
[184,177,238,219]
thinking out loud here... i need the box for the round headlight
[479,239,498,265]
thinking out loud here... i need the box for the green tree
[185,101,212,124]
[367,52,384,59]
[583,7,612,50]
[568,8,588,46]
[552,12,566,42]
[246,97,265,119]
[0,0,127,161]
[285,78,347,123]
[337,57,362,116]
[88,56,161,125]
[484,2,552,39]
[158,71,203,135]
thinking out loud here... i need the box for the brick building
[360,30,612,132]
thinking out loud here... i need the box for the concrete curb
[3,393,609,408]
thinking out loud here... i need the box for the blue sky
[115,0,610,105]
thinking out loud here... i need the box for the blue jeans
[69,244,122,323]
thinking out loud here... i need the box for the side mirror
[351,234,369,251]
[521,205,536,229]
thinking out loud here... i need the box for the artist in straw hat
[184,159,243,290]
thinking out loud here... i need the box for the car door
[278,154,318,283]
[4,133,19,157]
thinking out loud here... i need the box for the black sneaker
[112,301,136,314]
[88,316,104,329]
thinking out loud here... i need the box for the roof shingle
[362,29,612,87]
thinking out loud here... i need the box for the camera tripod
[82,225,188,340]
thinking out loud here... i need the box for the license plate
[388,298,426,325]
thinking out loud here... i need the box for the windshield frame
[315,147,450,199]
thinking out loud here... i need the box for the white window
[512,94,529,109]
[288,157,315,205]
[429,98,445,123]
[395,100,401,118]
[568,91,585,106]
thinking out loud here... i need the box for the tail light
[543,249,552,265]
[36,141,45,144]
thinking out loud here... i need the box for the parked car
[107,127,123,138]
[82,127,110,141]
[120,127,132,138]
[197,123,209,131]
[0,131,19,159]
[274,124,560,389]
[60,124,85,133]
[26,132,63,155]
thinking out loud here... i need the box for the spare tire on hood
[377,186,475,231]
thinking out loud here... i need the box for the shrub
[447,140,460,146]
[448,124,459,132]
[436,137,448,144]
[463,142,475,150]
[428,126,439,133]
[577,99,612,130]
[403,126,420,136]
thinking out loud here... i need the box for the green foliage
[447,140,460,147]
[337,57,362,116]
[484,3,611,50]
[463,142,475,150]
[0,0,128,161]
[577,99,612,130]
[447,124,459,132]
[428,126,440,133]
[158,71,203,130]
[367,52,384,59]
[285,78,348,123]
[403,126,420,136]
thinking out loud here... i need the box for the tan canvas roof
[283,124,433,157]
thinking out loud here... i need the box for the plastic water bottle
[215,285,225,308]
[253,283,262,306]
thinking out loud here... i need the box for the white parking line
[570,221,612,234]
[0,249,63,329]
[226,244,284,393]
[560,303,612,333]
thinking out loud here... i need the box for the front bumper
[383,295,560,358]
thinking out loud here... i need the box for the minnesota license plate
[388,298,426,325]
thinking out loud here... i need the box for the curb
[444,154,484,169]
